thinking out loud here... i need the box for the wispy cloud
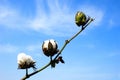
[0,0,104,36]
[0,44,18,54]
[78,5,104,27]
[28,0,76,36]
[0,4,30,32]
[28,1,104,36]
[0,5,17,26]
[0,43,42,55]
[26,44,41,52]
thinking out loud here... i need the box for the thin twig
[54,18,94,60]
[21,62,51,80]
[21,18,94,80]
[26,68,28,76]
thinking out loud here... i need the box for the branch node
[65,40,70,44]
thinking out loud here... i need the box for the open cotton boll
[42,39,57,50]
[17,53,27,65]
[42,39,58,57]
[17,53,36,69]
[43,40,49,49]
[26,55,35,65]
[49,39,57,49]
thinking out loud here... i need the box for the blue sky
[0,0,120,80]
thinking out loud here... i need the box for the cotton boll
[42,39,58,57]
[75,11,91,28]
[75,11,87,27]
[43,39,56,49]
[42,39,59,68]
[17,53,27,65]
[42,40,49,50]
[26,55,35,65]
[49,39,58,49]
[17,53,36,69]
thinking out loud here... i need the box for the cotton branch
[21,16,94,80]
[21,16,94,79]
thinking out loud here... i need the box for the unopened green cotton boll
[75,11,87,27]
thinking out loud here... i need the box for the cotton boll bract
[17,53,36,69]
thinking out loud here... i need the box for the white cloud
[0,43,43,57]
[0,6,17,25]
[0,44,18,54]
[0,1,104,36]
[0,4,30,32]
[28,0,77,36]
[0,0,77,36]
[78,5,104,26]
[26,44,41,52]
[25,44,43,58]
